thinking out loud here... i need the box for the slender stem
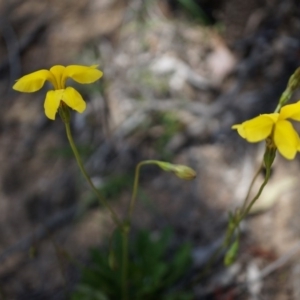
[127,160,157,219]
[65,118,194,298]
[240,163,263,214]
[274,103,281,113]
[229,165,271,243]
[195,164,271,283]
[65,120,131,298]
[121,229,129,300]
[128,162,142,220]
[64,121,121,227]
[122,160,158,298]
[240,165,271,220]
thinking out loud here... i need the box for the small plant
[12,60,300,299]
[72,228,192,300]
[223,68,300,265]
[12,65,196,299]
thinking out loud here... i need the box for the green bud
[155,161,196,180]
[263,144,276,169]
[224,238,239,266]
[173,165,197,180]
[287,67,300,91]
[278,67,300,107]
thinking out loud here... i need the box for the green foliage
[72,228,193,300]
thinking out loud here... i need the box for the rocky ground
[1,0,300,299]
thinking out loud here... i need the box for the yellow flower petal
[274,120,299,159]
[265,113,280,122]
[232,124,246,139]
[62,87,86,113]
[50,65,65,89]
[44,90,64,120]
[232,114,278,142]
[279,101,300,121]
[13,70,53,92]
[64,65,103,84]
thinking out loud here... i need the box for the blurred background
[1,0,300,299]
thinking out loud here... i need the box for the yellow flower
[232,102,300,160]
[13,65,103,120]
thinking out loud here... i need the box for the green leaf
[71,285,109,300]
[164,243,192,286]
[224,239,239,266]
[72,228,193,300]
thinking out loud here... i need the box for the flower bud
[224,238,239,266]
[155,161,196,180]
[173,165,197,180]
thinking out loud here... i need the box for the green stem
[128,162,142,220]
[240,164,271,220]
[228,165,271,245]
[65,120,131,298]
[121,228,129,300]
[127,160,157,220]
[121,160,158,298]
[197,163,271,281]
[240,163,263,214]
[64,121,121,227]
